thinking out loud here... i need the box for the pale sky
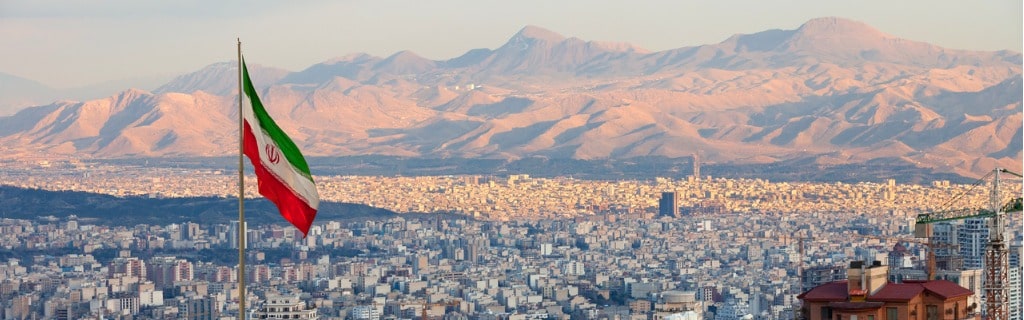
[1,0,1020,88]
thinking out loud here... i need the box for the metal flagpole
[237,38,248,320]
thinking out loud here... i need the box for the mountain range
[0,73,170,117]
[1,17,1020,178]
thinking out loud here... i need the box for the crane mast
[913,168,1022,320]
[984,169,1008,320]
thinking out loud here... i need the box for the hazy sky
[1,0,1020,88]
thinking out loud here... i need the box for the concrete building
[147,256,194,289]
[109,257,146,279]
[653,291,703,320]
[350,304,380,320]
[171,295,219,320]
[659,192,678,218]
[958,218,989,269]
[1010,243,1022,320]
[802,265,846,292]
[230,220,247,250]
[692,153,700,183]
[254,295,316,319]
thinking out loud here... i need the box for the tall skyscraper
[464,236,488,264]
[931,222,963,270]
[229,221,246,250]
[185,222,201,240]
[659,192,679,218]
[885,178,896,201]
[692,153,700,182]
[1011,243,1022,268]
[958,218,989,269]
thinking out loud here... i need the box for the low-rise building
[254,295,317,319]
[798,261,977,320]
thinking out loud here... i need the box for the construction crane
[914,168,1023,320]
[852,233,959,281]
[772,230,958,320]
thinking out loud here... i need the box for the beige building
[254,295,317,319]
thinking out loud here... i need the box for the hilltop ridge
[0,17,1019,178]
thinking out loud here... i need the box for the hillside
[0,17,1019,178]
[0,186,397,227]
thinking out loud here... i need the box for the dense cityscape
[0,158,1021,320]
[1,1,1019,319]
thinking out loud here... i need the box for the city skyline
[1,0,1020,88]
[0,119,1020,319]
[0,1,1020,314]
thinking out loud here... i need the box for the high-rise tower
[1009,243,1022,320]
[959,218,989,269]
[659,192,679,218]
[229,220,246,249]
[692,153,701,183]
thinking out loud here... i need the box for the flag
[241,57,320,237]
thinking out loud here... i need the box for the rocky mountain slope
[1,17,1020,178]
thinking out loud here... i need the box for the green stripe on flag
[242,58,313,181]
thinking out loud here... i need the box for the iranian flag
[241,57,320,237]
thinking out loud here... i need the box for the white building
[713,299,751,320]
[1010,243,1022,320]
[350,304,380,320]
[254,295,317,319]
[562,261,585,276]
[957,218,988,269]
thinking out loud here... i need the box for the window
[886,307,898,320]
[868,316,874,320]
[820,307,833,320]
[926,305,938,320]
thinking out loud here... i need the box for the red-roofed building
[798,261,978,320]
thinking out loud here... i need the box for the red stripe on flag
[243,121,317,237]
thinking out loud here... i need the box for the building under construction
[799,168,1022,320]
[913,169,1022,320]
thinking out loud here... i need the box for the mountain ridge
[0,17,1020,179]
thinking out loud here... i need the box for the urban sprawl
[0,159,1021,320]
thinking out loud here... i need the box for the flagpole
[237,38,248,320]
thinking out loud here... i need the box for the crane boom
[916,207,995,225]
[914,197,1020,225]
[852,234,959,280]
[911,168,1021,320]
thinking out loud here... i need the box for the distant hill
[0,186,398,227]
[0,72,171,117]
[154,62,291,96]
[0,72,56,116]
[0,17,1019,179]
